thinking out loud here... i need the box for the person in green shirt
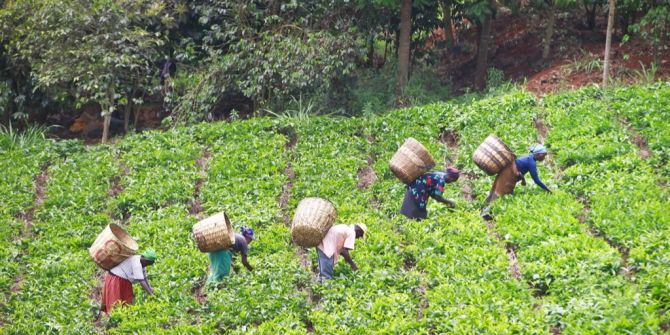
[207,227,254,283]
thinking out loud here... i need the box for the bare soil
[191,280,207,305]
[505,244,522,280]
[357,166,377,189]
[619,118,653,159]
[533,116,549,143]
[189,148,211,217]
[279,163,295,226]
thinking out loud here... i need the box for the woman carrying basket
[101,249,156,313]
[400,166,460,220]
[207,227,255,283]
[481,144,551,218]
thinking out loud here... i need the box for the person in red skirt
[101,249,156,313]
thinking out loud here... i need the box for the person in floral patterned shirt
[400,166,460,220]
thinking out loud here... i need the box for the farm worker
[317,223,367,280]
[481,144,551,217]
[207,227,254,283]
[101,249,156,313]
[400,166,460,220]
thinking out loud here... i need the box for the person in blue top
[400,166,460,220]
[483,144,551,210]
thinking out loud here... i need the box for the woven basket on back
[192,212,236,253]
[472,134,515,176]
[291,198,337,248]
[89,224,138,270]
[389,138,436,184]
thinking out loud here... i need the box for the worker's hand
[351,264,359,272]
[521,179,527,186]
[445,200,455,208]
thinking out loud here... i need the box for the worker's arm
[340,249,358,271]
[431,194,455,208]
[529,162,550,192]
[139,279,154,295]
[241,254,253,272]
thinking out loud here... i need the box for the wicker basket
[192,212,236,253]
[291,198,337,248]
[389,138,436,184]
[89,224,138,270]
[472,134,515,176]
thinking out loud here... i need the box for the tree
[441,0,455,49]
[3,0,164,142]
[602,0,616,86]
[542,0,558,59]
[467,0,496,90]
[396,0,412,96]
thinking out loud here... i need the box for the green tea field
[1,83,669,334]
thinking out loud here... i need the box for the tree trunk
[602,0,616,86]
[474,8,493,90]
[383,29,389,64]
[542,0,557,60]
[101,86,115,143]
[367,34,375,67]
[441,0,454,48]
[584,0,597,30]
[396,0,412,96]
[124,89,135,132]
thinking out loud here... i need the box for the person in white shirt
[101,249,156,313]
[316,224,367,280]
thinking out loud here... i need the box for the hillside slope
[1,83,669,334]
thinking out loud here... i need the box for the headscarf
[141,249,157,262]
[530,144,547,155]
[355,223,368,238]
[241,226,255,240]
[445,166,460,181]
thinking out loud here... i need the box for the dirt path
[275,124,317,332]
[437,128,521,279]
[618,117,652,160]
[187,147,213,305]
[438,128,477,201]
[535,107,637,282]
[10,165,49,294]
[92,156,132,329]
[357,134,378,190]
[189,148,212,218]
[577,199,634,280]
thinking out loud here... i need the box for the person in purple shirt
[482,144,551,218]
[400,166,460,220]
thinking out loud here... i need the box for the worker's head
[140,249,157,267]
[354,223,368,239]
[530,144,548,161]
[241,226,255,244]
[444,166,460,182]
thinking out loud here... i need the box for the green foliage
[3,83,670,333]
[0,124,50,151]
[626,4,670,62]
[486,67,507,91]
[2,0,165,115]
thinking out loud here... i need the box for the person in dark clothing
[481,144,551,218]
[400,166,460,220]
[159,59,176,85]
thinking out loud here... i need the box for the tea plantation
[1,83,669,334]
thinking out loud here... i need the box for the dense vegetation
[1,82,668,334]
[1,0,669,142]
